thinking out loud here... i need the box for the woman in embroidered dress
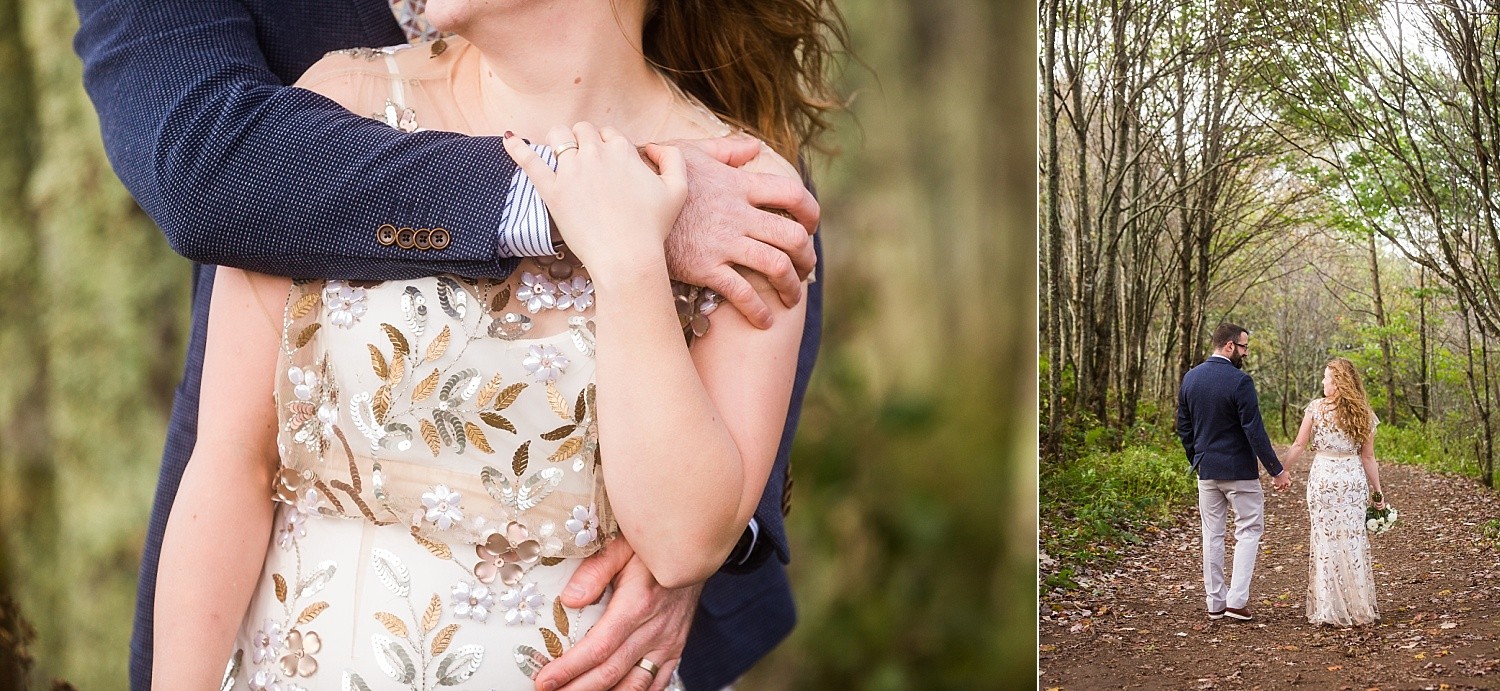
[150,1,843,688]
[1283,357,1384,626]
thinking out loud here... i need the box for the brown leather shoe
[1224,607,1252,621]
[1208,609,1226,620]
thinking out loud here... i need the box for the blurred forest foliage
[1040,0,1500,589]
[0,0,1033,689]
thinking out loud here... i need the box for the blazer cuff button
[429,227,450,250]
[413,228,432,250]
[395,227,416,249]
[377,224,398,246]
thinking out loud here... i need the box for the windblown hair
[1324,357,1376,446]
[640,0,850,162]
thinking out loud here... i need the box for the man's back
[1177,358,1281,481]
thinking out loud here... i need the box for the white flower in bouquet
[1365,492,1397,535]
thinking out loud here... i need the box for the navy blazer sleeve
[1234,377,1285,477]
[74,0,526,279]
[1175,393,1195,464]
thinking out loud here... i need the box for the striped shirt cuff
[498,143,557,258]
[735,517,761,566]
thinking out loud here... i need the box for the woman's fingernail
[564,584,585,599]
[504,130,514,139]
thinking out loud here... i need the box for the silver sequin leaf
[379,423,413,453]
[401,286,428,338]
[297,561,338,598]
[513,645,552,680]
[347,393,383,448]
[436,645,485,685]
[440,368,481,404]
[481,466,562,511]
[489,312,533,340]
[219,649,241,691]
[370,548,411,597]
[434,410,466,454]
[437,277,467,320]
[568,316,596,357]
[372,634,418,684]
[342,671,373,691]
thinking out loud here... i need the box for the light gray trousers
[1197,478,1265,611]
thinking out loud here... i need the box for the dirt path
[1040,462,1500,690]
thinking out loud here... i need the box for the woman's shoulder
[295,38,465,92]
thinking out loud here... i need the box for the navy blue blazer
[74,2,817,688]
[1175,357,1284,481]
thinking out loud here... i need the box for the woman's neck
[454,3,671,141]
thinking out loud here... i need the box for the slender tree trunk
[1367,233,1398,425]
[1419,267,1430,424]
[1043,0,1064,457]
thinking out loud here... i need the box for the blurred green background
[0,0,1034,688]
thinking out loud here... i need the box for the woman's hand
[502,123,687,278]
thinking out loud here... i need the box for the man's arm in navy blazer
[1235,377,1285,477]
[75,0,540,280]
[1175,386,1195,464]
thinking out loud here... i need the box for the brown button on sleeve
[413,228,432,250]
[395,227,416,249]
[429,228,451,250]
[377,224,398,246]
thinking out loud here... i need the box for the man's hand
[1273,470,1292,492]
[534,538,702,691]
[664,135,820,329]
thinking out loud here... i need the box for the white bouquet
[1365,492,1398,535]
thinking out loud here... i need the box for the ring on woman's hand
[555,141,580,156]
[635,658,661,679]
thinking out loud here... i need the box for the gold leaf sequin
[540,424,576,442]
[479,411,516,434]
[389,352,407,386]
[512,441,531,476]
[368,344,388,380]
[574,388,587,423]
[412,369,439,402]
[374,611,409,639]
[547,382,569,420]
[548,437,583,463]
[553,598,570,638]
[539,556,565,567]
[382,323,410,358]
[290,292,321,320]
[411,528,453,560]
[494,383,526,410]
[295,323,321,348]
[274,573,288,603]
[465,422,494,453]
[297,602,329,625]
[430,38,448,58]
[540,628,565,659]
[421,593,442,633]
[373,384,393,424]
[419,419,442,456]
[475,373,504,408]
[425,325,451,363]
[490,285,511,313]
[432,623,459,656]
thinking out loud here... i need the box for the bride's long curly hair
[639,0,851,162]
[1324,357,1376,446]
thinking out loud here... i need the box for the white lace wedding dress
[1304,398,1379,626]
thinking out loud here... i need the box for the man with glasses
[1176,323,1291,623]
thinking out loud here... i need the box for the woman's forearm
[591,261,758,588]
[153,448,276,688]
[1362,455,1382,495]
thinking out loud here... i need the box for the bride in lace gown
[148,2,827,688]
[1283,357,1385,626]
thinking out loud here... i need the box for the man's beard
[1229,352,1245,368]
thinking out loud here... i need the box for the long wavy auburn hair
[1324,357,1376,446]
[636,0,850,163]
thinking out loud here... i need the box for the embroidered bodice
[1309,398,1377,457]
